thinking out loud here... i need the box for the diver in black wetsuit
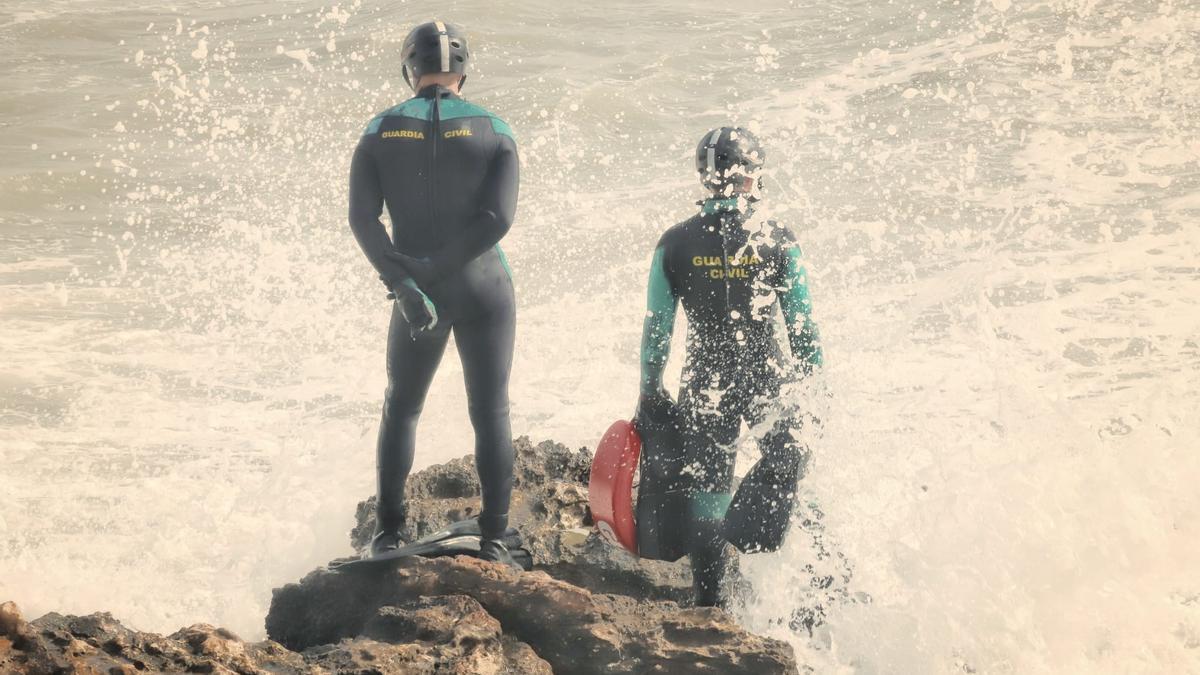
[347,21,521,568]
[637,127,824,606]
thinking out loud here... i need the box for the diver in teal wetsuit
[637,126,823,606]
[347,21,520,568]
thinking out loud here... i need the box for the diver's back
[360,89,516,258]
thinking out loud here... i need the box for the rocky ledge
[2,437,799,674]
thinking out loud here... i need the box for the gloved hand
[383,276,438,337]
[634,386,675,432]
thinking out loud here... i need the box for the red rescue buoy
[587,420,640,555]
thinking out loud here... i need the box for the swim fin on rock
[330,518,532,571]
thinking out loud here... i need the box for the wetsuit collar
[700,196,746,215]
[416,84,461,99]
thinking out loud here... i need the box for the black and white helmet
[695,127,765,195]
[401,21,470,90]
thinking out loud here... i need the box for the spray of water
[1,1,1198,672]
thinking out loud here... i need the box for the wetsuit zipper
[717,212,735,326]
[717,213,738,385]
[427,86,443,248]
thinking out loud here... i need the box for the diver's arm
[640,246,678,396]
[399,134,519,282]
[348,141,412,287]
[348,140,437,330]
[778,242,823,376]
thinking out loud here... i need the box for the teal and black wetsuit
[639,196,822,605]
[348,85,518,542]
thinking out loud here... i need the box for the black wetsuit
[348,85,519,541]
[639,196,822,605]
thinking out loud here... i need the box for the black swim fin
[723,456,803,553]
[635,398,690,562]
[330,518,531,571]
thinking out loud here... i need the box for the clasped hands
[381,251,439,338]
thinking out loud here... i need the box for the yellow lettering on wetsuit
[443,128,473,139]
[691,255,763,267]
[693,254,761,279]
[709,268,751,279]
[382,129,425,139]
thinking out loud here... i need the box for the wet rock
[537,530,695,603]
[0,604,310,674]
[356,596,552,674]
[0,601,24,637]
[4,434,802,674]
[302,633,547,675]
[267,554,797,674]
[0,598,550,675]
[351,436,694,603]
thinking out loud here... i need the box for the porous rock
[4,435,802,674]
[0,597,549,675]
[267,554,797,674]
[0,602,309,674]
[351,436,695,603]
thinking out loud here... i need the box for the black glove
[384,276,438,337]
[634,387,675,433]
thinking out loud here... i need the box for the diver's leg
[755,413,807,482]
[374,303,451,553]
[452,282,516,544]
[745,375,806,481]
[678,385,741,606]
[725,392,808,553]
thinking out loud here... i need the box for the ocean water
[1,0,1197,672]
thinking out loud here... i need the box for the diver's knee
[760,430,805,469]
[382,387,424,422]
[466,400,511,429]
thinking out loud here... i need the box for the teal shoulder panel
[437,98,515,140]
[392,98,433,120]
[438,98,490,120]
[490,116,515,140]
[362,98,432,136]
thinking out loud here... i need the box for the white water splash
[1,1,1197,672]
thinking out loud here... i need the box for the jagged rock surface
[0,598,548,675]
[4,437,803,674]
[0,600,309,674]
[351,436,695,603]
[267,554,797,674]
